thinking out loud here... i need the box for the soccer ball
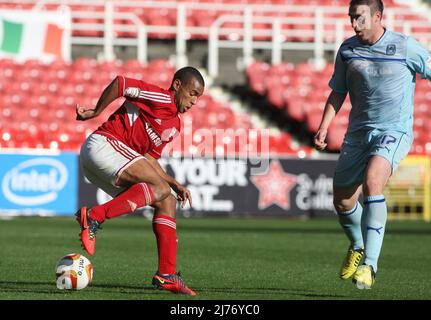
[55,253,93,290]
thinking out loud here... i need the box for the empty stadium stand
[246,60,431,154]
[1,1,430,157]
[0,57,301,156]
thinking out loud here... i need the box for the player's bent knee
[152,181,171,202]
[152,195,177,212]
[165,194,177,209]
[333,199,356,213]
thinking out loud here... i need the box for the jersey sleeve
[406,37,431,80]
[116,75,153,96]
[116,75,173,111]
[328,50,348,93]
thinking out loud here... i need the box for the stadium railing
[246,60,431,155]
[0,56,304,156]
[1,0,430,77]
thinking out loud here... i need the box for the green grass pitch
[1,216,430,300]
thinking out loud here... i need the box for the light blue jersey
[330,29,431,187]
[330,29,431,136]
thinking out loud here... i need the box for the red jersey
[95,76,180,159]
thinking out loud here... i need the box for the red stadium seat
[249,58,428,152]
[267,86,285,109]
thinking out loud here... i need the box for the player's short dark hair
[173,66,205,87]
[349,0,384,15]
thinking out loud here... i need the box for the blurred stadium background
[1,0,430,221]
[1,0,431,301]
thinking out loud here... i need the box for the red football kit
[85,76,182,278]
[94,75,180,159]
[79,73,200,294]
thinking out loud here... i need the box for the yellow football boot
[339,247,364,280]
[352,265,376,290]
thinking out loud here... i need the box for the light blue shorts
[333,129,413,187]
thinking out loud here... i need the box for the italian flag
[0,10,71,62]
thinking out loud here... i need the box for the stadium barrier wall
[0,151,78,216]
[79,157,338,218]
[2,151,429,221]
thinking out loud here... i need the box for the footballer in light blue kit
[313,0,431,290]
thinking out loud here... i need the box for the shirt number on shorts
[380,135,397,145]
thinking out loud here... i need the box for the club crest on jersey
[145,122,162,147]
[386,44,396,55]
[161,127,178,142]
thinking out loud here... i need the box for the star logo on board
[250,160,297,210]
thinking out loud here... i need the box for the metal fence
[2,0,430,77]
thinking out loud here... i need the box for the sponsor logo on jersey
[161,127,178,142]
[145,122,162,147]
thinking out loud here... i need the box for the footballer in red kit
[95,76,181,160]
[75,66,205,296]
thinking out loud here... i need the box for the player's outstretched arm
[145,154,192,208]
[406,37,431,82]
[314,90,347,151]
[76,78,120,121]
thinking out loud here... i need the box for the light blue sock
[362,195,387,272]
[337,202,364,250]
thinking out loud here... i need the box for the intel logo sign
[2,158,68,206]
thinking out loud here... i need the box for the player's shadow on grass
[0,280,164,296]
[0,280,67,295]
[179,225,431,236]
[0,281,348,299]
[89,283,171,295]
[179,225,342,235]
[106,219,431,236]
[109,221,343,235]
[198,287,348,299]
[90,283,153,290]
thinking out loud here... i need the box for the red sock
[89,182,155,223]
[152,214,177,275]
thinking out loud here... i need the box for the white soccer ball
[55,253,93,290]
